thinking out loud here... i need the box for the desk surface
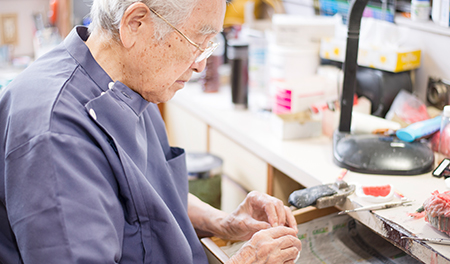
[170,82,450,263]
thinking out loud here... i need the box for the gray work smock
[0,26,208,264]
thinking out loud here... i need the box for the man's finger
[260,226,298,239]
[263,197,286,227]
[280,246,301,260]
[245,218,271,231]
[285,206,298,232]
[275,200,287,227]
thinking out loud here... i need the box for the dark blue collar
[64,26,151,116]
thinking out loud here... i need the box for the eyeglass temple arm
[148,7,204,52]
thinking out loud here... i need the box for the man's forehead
[188,0,225,36]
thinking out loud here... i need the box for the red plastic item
[400,102,429,124]
[362,185,392,197]
[49,0,58,26]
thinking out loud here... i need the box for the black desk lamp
[332,0,434,175]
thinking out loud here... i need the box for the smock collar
[64,26,151,116]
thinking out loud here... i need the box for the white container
[322,111,401,137]
[267,44,319,82]
[267,44,320,111]
[432,0,450,27]
[432,0,442,24]
[271,14,337,47]
[411,0,431,22]
[270,112,322,140]
[241,25,271,111]
[351,112,402,134]
[441,0,450,27]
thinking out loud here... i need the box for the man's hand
[227,226,302,264]
[218,191,298,241]
[188,191,301,263]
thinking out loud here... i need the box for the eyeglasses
[149,7,219,63]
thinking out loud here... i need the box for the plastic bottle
[396,115,441,142]
[411,0,431,22]
[438,105,450,160]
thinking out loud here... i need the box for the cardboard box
[270,112,322,140]
[320,37,421,73]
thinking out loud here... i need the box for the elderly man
[0,0,302,263]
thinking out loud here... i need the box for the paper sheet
[221,214,421,263]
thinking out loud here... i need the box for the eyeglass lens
[194,42,219,63]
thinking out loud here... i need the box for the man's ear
[119,2,152,49]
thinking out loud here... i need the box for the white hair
[88,0,200,42]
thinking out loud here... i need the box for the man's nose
[190,59,207,73]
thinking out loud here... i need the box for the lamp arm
[338,0,370,132]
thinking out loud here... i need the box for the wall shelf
[395,14,450,37]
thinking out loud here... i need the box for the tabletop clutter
[287,80,450,238]
[289,179,450,240]
[191,11,450,251]
[239,14,450,239]
[282,83,450,238]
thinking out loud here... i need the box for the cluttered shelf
[167,82,450,263]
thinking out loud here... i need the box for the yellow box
[320,37,421,73]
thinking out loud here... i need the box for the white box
[270,112,322,140]
[272,75,337,114]
[271,14,337,47]
[320,37,421,73]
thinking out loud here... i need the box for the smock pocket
[165,147,188,209]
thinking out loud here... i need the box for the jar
[411,0,430,21]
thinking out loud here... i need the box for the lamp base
[333,131,434,175]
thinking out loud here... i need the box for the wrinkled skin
[188,191,302,264]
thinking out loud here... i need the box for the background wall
[0,0,49,57]
[407,26,450,101]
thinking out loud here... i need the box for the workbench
[163,82,450,263]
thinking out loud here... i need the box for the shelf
[395,14,450,37]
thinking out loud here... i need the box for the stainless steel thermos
[227,40,249,109]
